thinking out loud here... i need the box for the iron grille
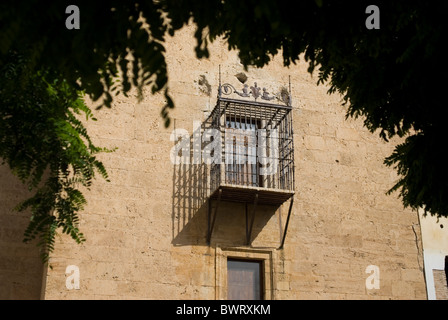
[203,80,295,202]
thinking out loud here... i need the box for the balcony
[202,78,295,246]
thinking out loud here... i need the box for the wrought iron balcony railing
[202,78,295,206]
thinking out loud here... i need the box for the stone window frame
[215,246,275,300]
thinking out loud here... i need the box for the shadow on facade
[171,162,209,245]
[171,161,278,247]
[0,165,45,299]
[170,106,291,247]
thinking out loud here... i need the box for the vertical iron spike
[218,65,222,98]
[288,75,292,106]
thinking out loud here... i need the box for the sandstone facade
[0,25,427,299]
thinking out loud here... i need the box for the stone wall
[433,269,448,300]
[0,165,45,299]
[1,25,427,300]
